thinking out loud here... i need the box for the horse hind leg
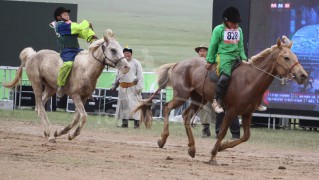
[41,85,56,106]
[182,92,204,158]
[158,97,185,148]
[31,80,55,143]
[68,95,87,140]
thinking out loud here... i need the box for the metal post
[268,117,271,129]
[159,90,163,118]
[2,67,6,99]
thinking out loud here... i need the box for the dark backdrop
[0,1,77,67]
[212,0,250,56]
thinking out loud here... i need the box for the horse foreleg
[158,98,184,148]
[182,102,200,158]
[218,113,252,152]
[68,96,87,141]
[209,112,234,165]
[54,111,80,137]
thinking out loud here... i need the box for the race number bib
[224,29,240,44]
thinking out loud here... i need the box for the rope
[248,61,290,85]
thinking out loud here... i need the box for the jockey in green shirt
[206,6,247,113]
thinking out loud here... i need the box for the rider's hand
[89,23,94,30]
[205,62,213,70]
[242,60,249,64]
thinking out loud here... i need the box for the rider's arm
[206,26,221,64]
[238,28,247,61]
[71,20,96,43]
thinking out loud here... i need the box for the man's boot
[201,124,211,138]
[121,119,128,128]
[134,120,140,129]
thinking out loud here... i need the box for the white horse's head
[89,29,130,74]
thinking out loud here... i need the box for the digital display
[249,0,319,114]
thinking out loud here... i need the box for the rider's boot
[56,86,64,98]
[212,74,230,113]
[257,105,267,111]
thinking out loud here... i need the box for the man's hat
[195,43,208,53]
[123,45,133,54]
[54,7,71,21]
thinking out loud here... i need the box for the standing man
[50,7,97,98]
[111,45,144,128]
[194,43,215,138]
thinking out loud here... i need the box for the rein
[190,66,209,128]
[92,43,125,70]
[248,60,299,85]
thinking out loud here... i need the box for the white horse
[4,29,130,143]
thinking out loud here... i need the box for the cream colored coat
[113,58,144,120]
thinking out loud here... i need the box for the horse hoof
[157,139,165,148]
[68,133,74,141]
[188,147,196,158]
[54,129,60,137]
[207,159,217,165]
[44,131,49,137]
[48,137,56,143]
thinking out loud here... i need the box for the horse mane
[88,39,104,51]
[88,29,116,52]
[249,36,292,63]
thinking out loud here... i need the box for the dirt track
[1,120,319,180]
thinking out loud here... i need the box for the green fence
[0,67,173,101]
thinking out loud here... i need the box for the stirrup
[257,105,267,111]
[212,99,224,113]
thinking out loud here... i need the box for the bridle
[248,58,300,85]
[92,43,126,70]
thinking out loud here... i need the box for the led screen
[249,0,319,115]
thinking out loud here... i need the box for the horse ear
[103,34,109,44]
[276,38,282,49]
[286,41,294,49]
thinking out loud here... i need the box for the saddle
[208,58,242,83]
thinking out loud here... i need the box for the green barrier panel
[1,68,174,101]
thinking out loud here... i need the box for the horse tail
[133,63,176,129]
[156,63,176,89]
[2,47,36,88]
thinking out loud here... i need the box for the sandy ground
[1,120,319,180]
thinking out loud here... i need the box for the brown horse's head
[274,38,308,84]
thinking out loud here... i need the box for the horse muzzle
[294,72,308,85]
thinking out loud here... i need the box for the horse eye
[110,48,117,55]
[284,57,290,61]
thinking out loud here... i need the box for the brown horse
[135,37,308,164]
[3,29,130,143]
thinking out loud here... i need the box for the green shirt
[206,23,247,76]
